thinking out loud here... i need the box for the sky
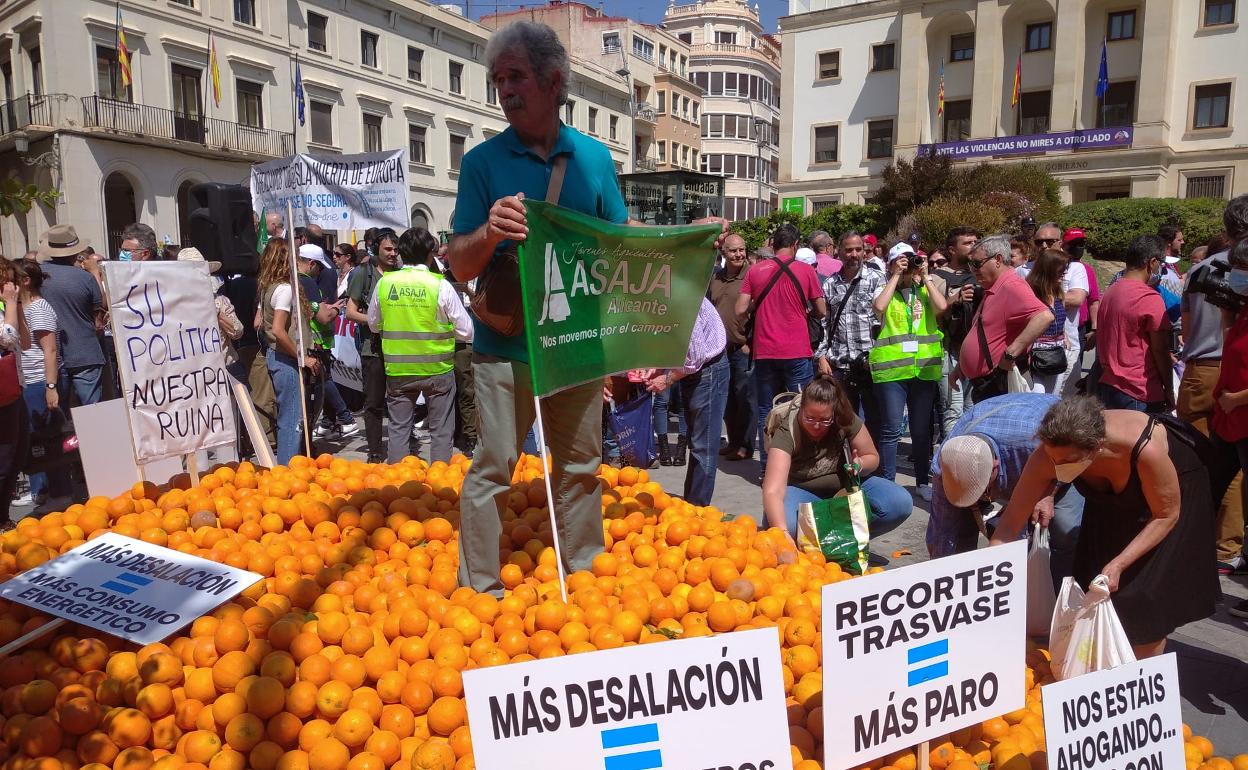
[465,0,788,36]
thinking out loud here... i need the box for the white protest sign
[1042,654,1185,770]
[103,262,236,463]
[821,540,1028,769]
[250,150,410,231]
[0,533,261,645]
[463,627,792,770]
[331,315,363,392]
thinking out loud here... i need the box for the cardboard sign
[103,262,237,463]
[463,627,792,770]
[821,540,1028,769]
[1042,654,1185,770]
[0,533,261,644]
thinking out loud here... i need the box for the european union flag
[1096,39,1109,99]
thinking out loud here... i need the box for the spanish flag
[116,2,132,88]
[209,30,221,107]
[1011,53,1021,108]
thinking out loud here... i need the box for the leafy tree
[873,155,956,231]
[803,204,881,241]
[0,176,58,218]
[728,209,801,252]
[912,196,1007,249]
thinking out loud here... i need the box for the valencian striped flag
[116,2,132,88]
[937,59,945,115]
[209,30,221,106]
[1011,53,1022,108]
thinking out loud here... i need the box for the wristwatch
[1002,351,1017,362]
[45,382,56,390]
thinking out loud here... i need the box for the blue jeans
[832,368,881,445]
[679,354,730,506]
[21,382,71,500]
[1096,382,1165,413]
[266,348,324,465]
[653,383,687,439]
[781,477,913,537]
[602,405,620,462]
[320,377,354,427]
[755,357,815,470]
[1047,484,1085,592]
[725,347,756,453]
[59,365,104,408]
[875,378,938,485]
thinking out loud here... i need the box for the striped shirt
[816,266,886,369]
[22,298,57,385]
[677,298,727,375]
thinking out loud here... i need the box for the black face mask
[1068,243,1086,260]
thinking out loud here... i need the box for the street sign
[821,540,1028,769]
[1042,654,1185,770]
[463,627,792,770]
[781,197,805,215]
[0,533,262,645]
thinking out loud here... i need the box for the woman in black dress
[991,396,1226,658]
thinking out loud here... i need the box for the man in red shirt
[735,223,827,475]
[1096,235,1174,412]
[957,234,1053,401]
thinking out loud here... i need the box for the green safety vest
[375,268,455,377]
[869,284,944,383]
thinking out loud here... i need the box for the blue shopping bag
[609,392,656,468]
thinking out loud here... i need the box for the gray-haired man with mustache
[447,22,633,595]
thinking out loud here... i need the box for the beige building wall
[654,73,703,172]
[779,0,1248,210]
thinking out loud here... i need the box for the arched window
[104,171,138,259]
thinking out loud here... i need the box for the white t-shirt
[269,283,293,313]
[1016,262,1088,348]
[21,298,57,385]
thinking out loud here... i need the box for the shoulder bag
[469,155,569,337]
[742,260,790,356]
[775,258,824,350]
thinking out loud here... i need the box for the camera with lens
[1186,260,1246,313]
[905,254,927,272]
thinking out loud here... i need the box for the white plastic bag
[1048,575,1137,680]
[1007,366,1031,393]
[1026,527,1058,637]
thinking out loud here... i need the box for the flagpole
[290,52,300,155]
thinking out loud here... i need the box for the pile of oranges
[0,453,1242,770]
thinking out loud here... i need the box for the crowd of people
[0,20,1246,645]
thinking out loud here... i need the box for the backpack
[763,392,804,453]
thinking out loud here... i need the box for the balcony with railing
[635,157,658,172]
[0,93,80,137]
[634,103,658,124]
[692,42,780,66]
[82,96,293,157]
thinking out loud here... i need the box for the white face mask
[1053,457,1094,483]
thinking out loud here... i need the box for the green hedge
[731,196,1230,259]
[1059,198,1226,262]
[729,204,881,251]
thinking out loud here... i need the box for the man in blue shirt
[928,392,1084,589]
[448,22,632,595]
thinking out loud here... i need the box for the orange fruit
[426,697,466,737]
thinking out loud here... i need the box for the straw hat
[939,435,995,507]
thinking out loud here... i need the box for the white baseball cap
[795,247,818,266]
[298,244,334,272]
[887,242,916,262]
[939,435,995,507]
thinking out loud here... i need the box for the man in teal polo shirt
[449,21,631,595]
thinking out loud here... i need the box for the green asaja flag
[518,200,720,397]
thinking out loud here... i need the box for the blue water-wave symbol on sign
[601,722,662,770]
[100,572,153,595]
[907,639,950,686]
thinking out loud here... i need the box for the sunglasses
[969,255,997,270]
[1033,238,1059,248]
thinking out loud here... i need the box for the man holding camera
[815,231,885,439]
[935,227,982,435]
[1181,195,1248,574]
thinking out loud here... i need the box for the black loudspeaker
[188,182,259,275]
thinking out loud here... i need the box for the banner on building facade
[249,149,410,231]
[103,262,236,463]
[917,127,1133,160]
[517,201,720,397]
